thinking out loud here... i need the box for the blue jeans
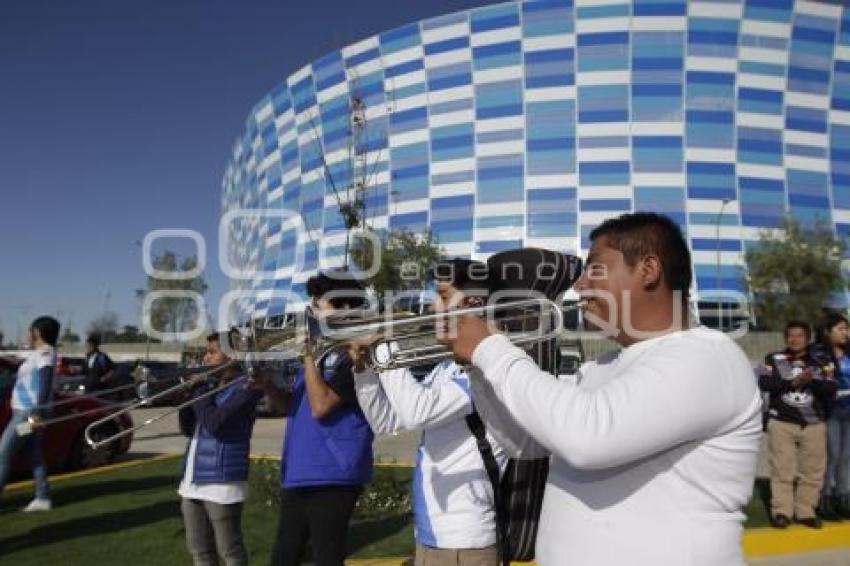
[826,405,850,496]
[0,410,50,500]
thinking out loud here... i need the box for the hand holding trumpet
[434,314,495,365]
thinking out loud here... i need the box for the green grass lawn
[0,457,772,565]
[0,457,413,565]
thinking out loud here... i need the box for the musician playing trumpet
[262,269,374,566]
[440,213,763,566]
[349,259,506,566]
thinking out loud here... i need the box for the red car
[0,359,134,477]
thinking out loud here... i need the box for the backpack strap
[466,408,510,566]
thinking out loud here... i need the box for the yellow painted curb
[4,453,180,493]
[743,522,850,558]
[343,524,850,565]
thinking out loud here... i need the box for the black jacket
[759,348,837,425]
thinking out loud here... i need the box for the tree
[60,328,80,344]
[745,216,846,330]
[350,228,443,302]
[87,311,119,341]
[113,325,149,343]
[137,251,209,339]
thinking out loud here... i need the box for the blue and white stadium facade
[222,0,850,319]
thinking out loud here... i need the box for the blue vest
[281,352,374,488]
[190,380,260,483]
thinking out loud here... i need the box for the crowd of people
[2,211,849,566]
[759,314,850,529]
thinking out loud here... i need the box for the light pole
[132,240,152,361]
[715,198,732,330]
[390,189,400,217]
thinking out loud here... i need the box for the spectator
[260,269,374,566]
[760,321,836,528]
[0,316,60,511]
[84,333,115,392]
[813,313,850,519]
[177,331,264,566]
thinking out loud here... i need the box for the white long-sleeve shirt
[354,361,507,549]
[470,327,762,566]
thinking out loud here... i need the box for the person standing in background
[813,314,850,519]
[760,321,836,529]
[83,333,115,393]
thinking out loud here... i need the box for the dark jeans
[271,484,362,566]
[826,405,850,496]
[181,497,248,566]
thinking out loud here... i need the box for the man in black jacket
[760,321,837,529]
[84,334,114,392]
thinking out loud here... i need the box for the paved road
[127,408,420,463]
[129,407,771,469]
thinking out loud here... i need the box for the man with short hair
[84,333,115,392]
[760,321,836,528]
[262,269,374,566]
[442,212,763,566]
[0,316,61,511]
[350,259,504,566]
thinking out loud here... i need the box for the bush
[354,466,412,520]
[249,457,283,509]
[249,458,412,519]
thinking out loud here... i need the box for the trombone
[83,360,240,450]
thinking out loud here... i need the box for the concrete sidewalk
[127,408,421,464]
[126,407,773,474]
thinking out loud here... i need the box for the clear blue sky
[0,0,493,343]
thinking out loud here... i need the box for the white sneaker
[22,498,51,512]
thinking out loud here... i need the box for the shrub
[249,458,412,519]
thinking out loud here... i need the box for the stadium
[221,0,850,321]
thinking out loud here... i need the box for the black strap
[466,408,510,566]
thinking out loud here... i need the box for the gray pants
[414,543,499,566]
[181,498,248,566]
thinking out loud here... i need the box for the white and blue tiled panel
[220,0,850,319]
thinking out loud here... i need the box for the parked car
[0,360,134,476]
[56,354,87,377]
[55,360,137,402]
[132,360,181,406]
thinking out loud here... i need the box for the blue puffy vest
[281,350,374,488]
[188,379,261,484]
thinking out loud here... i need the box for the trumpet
[82,297,578,448]
[255,296,577,371]
[83,360,240,450]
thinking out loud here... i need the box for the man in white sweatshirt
[350,259,506,566]
[442,212,763,566]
